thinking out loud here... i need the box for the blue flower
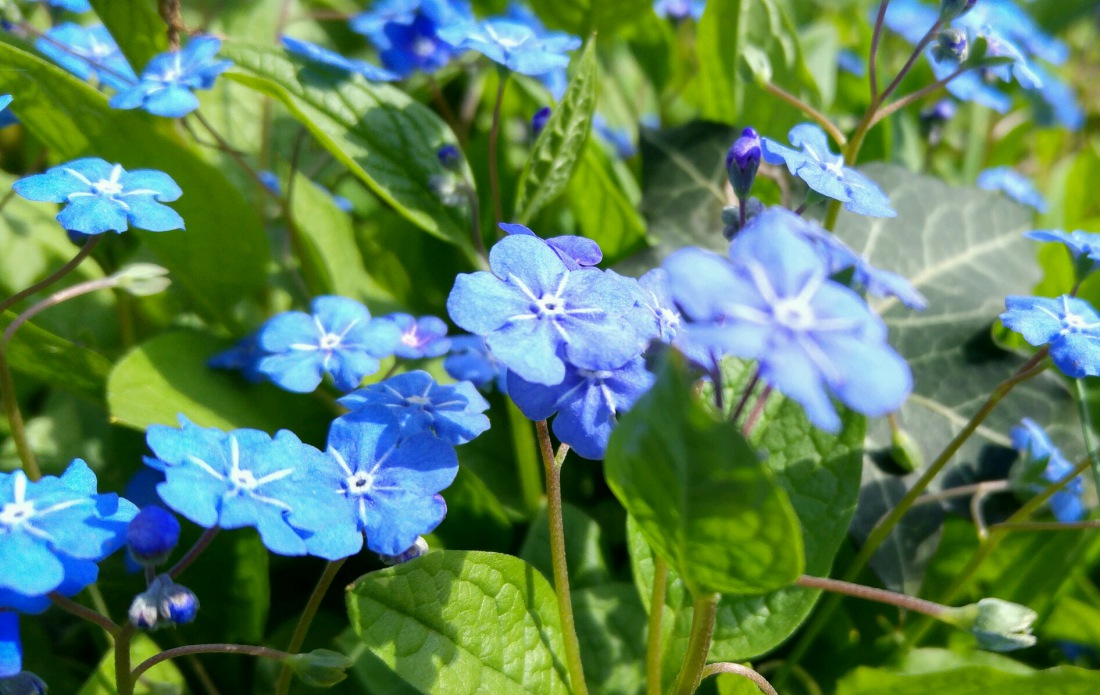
[256,296,401,393]
[1000,295,1100,378]
[447,233,651,385]
[593,114,637,159]
[379,313,451,359]
[977,167,1047,213]
[621,268,682,344]
[443,334,508,393]
[12,158,184,235]
[302,417,458,558]
[1024,229,1100,279]
[653,0,706,21]
[1010,418,1085,523]
[109,36,231,117]
[0,96,12,130]
[126,505,180,567]
[0,612,19,677]
[509,356,654,460]
[340,370,490,445]
[376,2,470,77]
[837,49,865,77]
[503,3,571,98]
[1026,63,1084,131]
[761,123,896,218]
[664,208,912,432]
[280,36,398,82]
[145,416,342,556]
[438,17,581,77]
[35,23,136,92]
[350,0,423,40]
[0,460,137,615]
[208,335,267,384]
[43,0,92,10]
[500,222,602,270]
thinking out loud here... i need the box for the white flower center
[1063,311,1087,332]
[0,501,35,528]
[93,179,124,196]
[772,298,815,331]
[413,37,436,57]
[345,471,374,496]
[230,469,259,491]
[404,395,431,407]
[319,332,342,350]
[534,293,566,317]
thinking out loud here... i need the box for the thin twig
[132,643,290,683]
[49,592,122,637]
[761,83,847,148]
[868,1,891,101]
[702,663,780,695]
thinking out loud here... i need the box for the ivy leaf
[515,39,598,224]
[346,550,575,694]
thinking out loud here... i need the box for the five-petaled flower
[110,36,232,117]
[761,123,896,218]
[438,17,580,77]
[1000,295,1100,378]
[12,158,184,235]
[380,313,452,359]
[36,23,136,91]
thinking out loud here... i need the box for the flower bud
[126,506,181,567]
[939,0,978,21]
[940,598,1037,652]
[932,28,969,64]
[436,145,461,171]
[889,427,923,474]
[285,649,353,687]
[128,589,162,631]
[111,264,172,297]
[129,576,200,630]
[0,672,48,695]
[725,127,761,200]
[531,106,551,137]
[159,582,200,625]
[379,536,430,566]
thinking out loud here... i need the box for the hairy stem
[0,236,102,316]
[795,574,946,618]
[274,558,347,695]
[132,643,291,683]
[645,556,669,695]
[49,592,122,637]
[702,663,779,695]
[671,592,720,695]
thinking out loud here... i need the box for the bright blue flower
[438,17,581,77]
[500,222,602,271]
[12,158,184,235]
[1024,229,1100,279]
[761,123,896,218]
[593,114,637,159]
[43,0,92,10]
[377,10,463,77]
[208,335,267,384]
[443,334,508,393]
[503,3,571,98]
[620,268,682,344]
[145,416,342,556]
[259,170,281,196]
[962,0,1067,66]
[350,0,423,40]
[109,36,231,117]
[0,95,13,130]
[1001,295,1100,378]
[1011,418,1085,523]
[508,355,654,460]
[379,313,451,359]
[664,209,912,432]
[36,23,137,91]
[303,417,459,558]
[447,233,652,386]
[837,49,865,77]
[977,167,1047,213]
[0,460,137,615]
[280,36,398,82]
[256,296,401,393]
[340,370,490,445]
[0,612,19,677]
[653,0,706,21]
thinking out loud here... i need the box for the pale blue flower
[110,36,231,117]
[1000,295,1100,378]
[500,223,602,270]
[444,335,508,393]
[379,313,451,359]
[438,17,580,77]
[653,0,705,21]
[1011,419,1085,523]
[1024,230,1100,279]
[977,167,1047,212]
[36,23,136,91]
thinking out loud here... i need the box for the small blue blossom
[438,17,581,77]
[43,0,92,10]
[12,158,184,235]
[280,36,399,82]
[664,208,912,432]
[256,296,402,393]
[0,612,19,677]
[1010,418,1086,523]
[977,167,1047,213]
[208,335,268,384]
[145,416,342,556]
[340,370,490,445]
[350,0,426,41]
[437,144,462,170]
[259,170,281,196]
[500,223,602,270]
[0,96,12,130]
[447,233,651,385]
[444,334,508,393]
[837,49,865,77]
[653,0,706,21]
[379,313,452,359]
[1024,230,1100,279]
[36,23,136,92]
[508,355,654,460]
[128,575,199,630]
[761,123,896,218]
[1001,295,1100,378]
[0,460,137,615]
[375,0,472,77]
[726,127,761,200]
[109,36,232,117]
[303,417,459,558]
[593,114,637,159]
[503,2,571,98]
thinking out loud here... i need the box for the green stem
[701,663,779,695]
[671,592,720,695]
[488,71,509,227]
[795,574,946,618]
[1073,379,1100,497]
[49,592,122,637]
[868,1,891,101]
[992,520,1100,532]
[869,64,977,128]
[0,235,101,316]
[761,83,846,147]
[132,643,290,683]
[274,558,347,695]
[536,419,589,695]
[1,278,119,348]
[115,625,136,695]
[645,556,669,695]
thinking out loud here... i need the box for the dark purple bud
[126,506,181,567]
[531,106,551,137]
[725,127,761,200]
[939,0,978,21]
[437,144,461,171]
[159,582,200,625]
[931,28,968,64]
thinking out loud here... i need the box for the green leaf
[89,0,167,70]
[566,143,648,264]
[2,311,112,403]
[107,330,332,442]
[0,38,270,327]
[219,40,474,256]
[520,501,612,590]
[77,635,186,695]
[528,0,652,35]
[695,0,741,121]
[836,165,1077,593]
[572,584,648,695]
[346,550,575,694]
[515,39,598,224]
[605,355,803,596]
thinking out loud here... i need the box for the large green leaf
[77,635,186,695]
[2,311,112,403]
[219,40,474,256]
[346,550,575,694]
[528,0,652,35]
[606,356,803,597]
[514,39,598,224]
[572,584,648,695]
[695,0,741,121]
[89,0,167,71]
[0,38,270,327]
[835,165,1077,593]
[566,143,648,264]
